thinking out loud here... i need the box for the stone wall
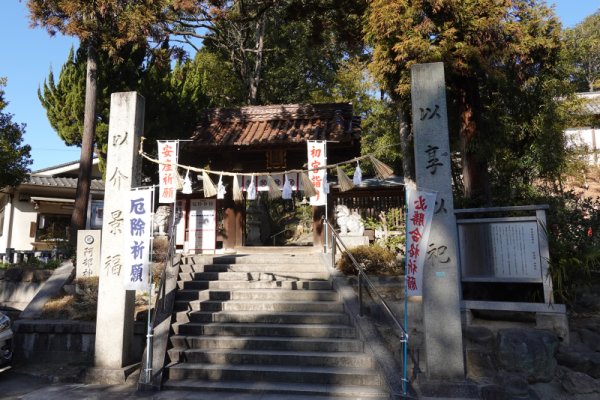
[12,320,147,365]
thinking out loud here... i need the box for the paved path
[1,366,421,400]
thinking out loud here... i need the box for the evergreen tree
[365,0,571,205]
[0,78,32,188]
[28,0,167,244]
[564,10,600,92]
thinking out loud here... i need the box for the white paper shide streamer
[247,176,257,200]
[353,161,362,185]
[217,175,226,199]
[282,174,293,199]
[182,170,193,194]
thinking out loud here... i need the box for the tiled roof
[191,103,360,147]
[25,175,105,191]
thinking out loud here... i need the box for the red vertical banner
[158,141,178,203]
[307,140,327,206]
[406,188,437,296]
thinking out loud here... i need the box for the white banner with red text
[406,188,437,296]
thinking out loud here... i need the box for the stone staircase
[161,252,391,398]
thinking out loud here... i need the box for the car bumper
[0,328,13,368]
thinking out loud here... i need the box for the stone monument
[411,63,465,382]
[89,92,145,383]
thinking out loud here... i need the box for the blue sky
[1,0,599,171]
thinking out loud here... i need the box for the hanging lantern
[247,175,257,200]
[282,174,293,199]
[353,161,363,186]
[217,174,226,199]
[182,169,193,194]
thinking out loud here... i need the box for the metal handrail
[325,219,419,395]
[325,219,407,338]
[269,227,294,245]
[140,210,178,389]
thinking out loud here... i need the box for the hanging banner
[307,140,327,205]
[158,141,178,203]
[406,188,437,296]
[123,187,153,291]
[188,199,217,253]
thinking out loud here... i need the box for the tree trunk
[70,43,98,246]
[398,100,414,184]
[247,15,266,105]
[458,79,490,204]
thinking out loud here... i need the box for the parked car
[0,311,12,371]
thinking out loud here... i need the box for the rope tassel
[299,171,318,198]
[232,174,244,203]
[336,165,354,192]
[202,171,217,197]
[266,175,282,199]
[369,155,394,179]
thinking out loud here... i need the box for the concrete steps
[164,252,390,398]
[162,379,390,398]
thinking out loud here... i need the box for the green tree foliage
[167,0,367,105]
[38,45,243,174]
[0,78,32,188]
[366,0,571,205]
[310,57,402,174]
[28,0,168,242]
[564,10,600,92]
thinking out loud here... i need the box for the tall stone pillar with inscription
[91,92,145,383]
[411,63,465,381]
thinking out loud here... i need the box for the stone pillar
[91,92,144,383]
[411,63,465,380]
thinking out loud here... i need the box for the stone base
[338,235,369,249]
[83,363,140,384]
[417,379,479,398]
[536,312,570,344]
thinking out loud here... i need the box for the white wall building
[0,159,104,262]
[565,92,600,165]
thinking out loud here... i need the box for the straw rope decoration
[299,171,318,198]
[138,138,398,197]
[202,171,217,197]
[336,165,354,192]
[232,174,244,203]
[266,175,282,199]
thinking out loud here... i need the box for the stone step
[174,299,344,313]
[175,289,339,302]
[162,379,390,398]
[181,254,321,265]
[178,271,330,282]
[167,348,375,368]
[179,263,326,274]
[170,335,364,352]
[176,310,350,325]
[177,279,333,291]
[173,322,357,338]
[165,363,383,387]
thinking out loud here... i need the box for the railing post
[358,270,364,317]
[332,235,336,267]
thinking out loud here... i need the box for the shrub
[544,191,600,305]
[336,244,402,276]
